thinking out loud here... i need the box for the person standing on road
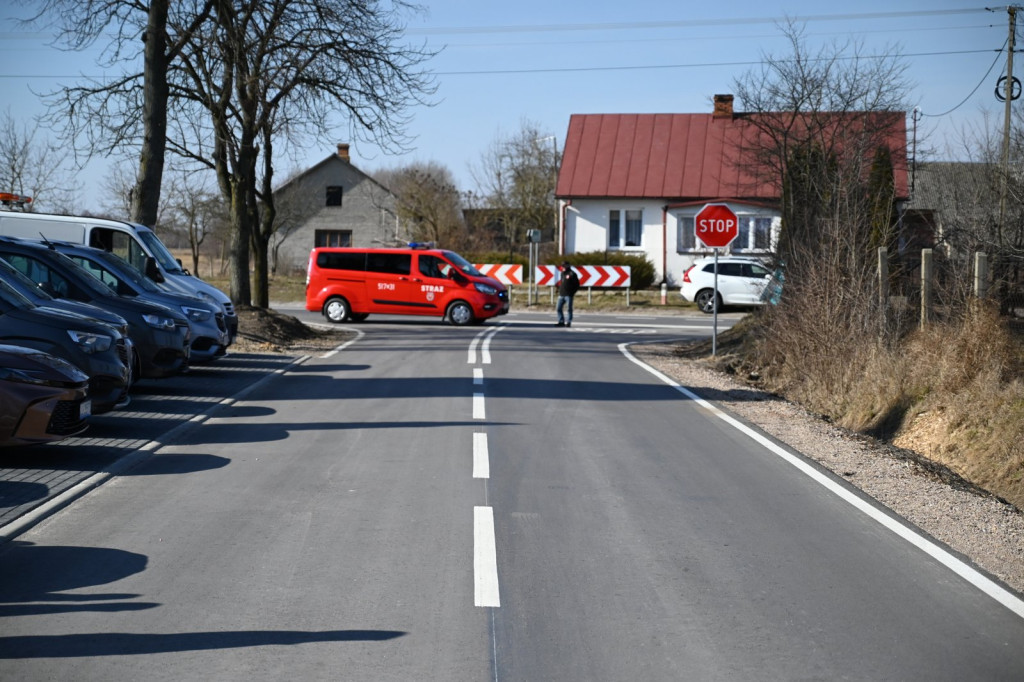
[556,261,580,327]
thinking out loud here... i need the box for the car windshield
[0,259,51,301]
[0,276,33,309]
[442,250,483,277]
[84,250,161,293]
[137,229,187,275]
[46,250,117,299]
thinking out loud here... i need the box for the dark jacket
[558,267,580,297]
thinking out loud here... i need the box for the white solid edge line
[320,327,365,358]
[619,342,1024,621]
[473,432,490,479]
[474,506,501,607]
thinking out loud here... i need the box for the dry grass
[704,299,1024,510]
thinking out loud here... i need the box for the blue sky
[0,1,1012,213]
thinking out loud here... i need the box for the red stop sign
[694,203,738,248]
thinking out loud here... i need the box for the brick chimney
[336,143,350,162]
[712,94,734,119]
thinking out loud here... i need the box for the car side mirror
[38,281,58,297]
[145,257,165,283]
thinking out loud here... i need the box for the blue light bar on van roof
[407,241,435,250]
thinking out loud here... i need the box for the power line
[919,39,1008,117]
[0,48,998,80]
[407,8,990,36]
[430,49,998,77]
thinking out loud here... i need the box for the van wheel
[323,297,350,323]
[446,301,474,326]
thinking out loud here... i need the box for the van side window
[418,255,447,279]
[317,251,365,271]
[366,252,411,276]
[91,228,148,273]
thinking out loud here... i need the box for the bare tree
[30,0,435,308]
[471,121,559,259]
[732,21,915,403]
[0,109,80,211]
[30,0,215,226]
[733,21,912,284]
[375,162,467,248]
[169,0,436,307]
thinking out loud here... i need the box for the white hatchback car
[680,256,773,313]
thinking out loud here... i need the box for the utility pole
[998,5,1019,248]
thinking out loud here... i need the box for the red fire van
[305,246,510,325]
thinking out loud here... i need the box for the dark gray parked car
[51,241,228,363]
[0,237,190,380]
[0,277,131,414]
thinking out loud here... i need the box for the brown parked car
[0,344,90,447]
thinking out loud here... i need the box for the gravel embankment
[630,343,1024,597]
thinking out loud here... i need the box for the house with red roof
[555,95,909,284]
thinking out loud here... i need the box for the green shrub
[467,251,529,267]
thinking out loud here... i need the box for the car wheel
[447,301,474,326]
[695,289,721,314]
[323,297,350,323]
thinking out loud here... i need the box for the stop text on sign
[694,203,739,248]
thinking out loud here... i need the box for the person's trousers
[557,295,574,324]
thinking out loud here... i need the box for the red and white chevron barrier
[535,265,631,288]
[474,264,523,285]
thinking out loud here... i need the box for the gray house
[271,144,401,274]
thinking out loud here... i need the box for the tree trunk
[131,0,170,227]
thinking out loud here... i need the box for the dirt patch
[231,305,353,353]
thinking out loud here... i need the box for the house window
[677,216,697,252]
[734,216,773,252]
[314,230,351,247]
[609,209,643,248]
[326,186,343,207]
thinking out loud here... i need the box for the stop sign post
[693,203,739,355]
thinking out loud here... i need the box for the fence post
[974,252,989,300]
[877,247,889,307]
[920,248,933,329]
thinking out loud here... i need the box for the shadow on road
[0,629,406,658]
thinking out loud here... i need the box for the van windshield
[442,250,483,277]
[137,229,187,274]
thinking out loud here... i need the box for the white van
[0,210,237,343]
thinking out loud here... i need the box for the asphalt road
[1,311,1022,680]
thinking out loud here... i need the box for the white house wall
[564,198,666,275]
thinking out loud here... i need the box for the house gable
[271,145,399,274]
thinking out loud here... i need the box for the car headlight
[181,305,212,322]
[0,367,58,386]
[142,313,177,330]
[67,329,113,354]
[474,283,498,295]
